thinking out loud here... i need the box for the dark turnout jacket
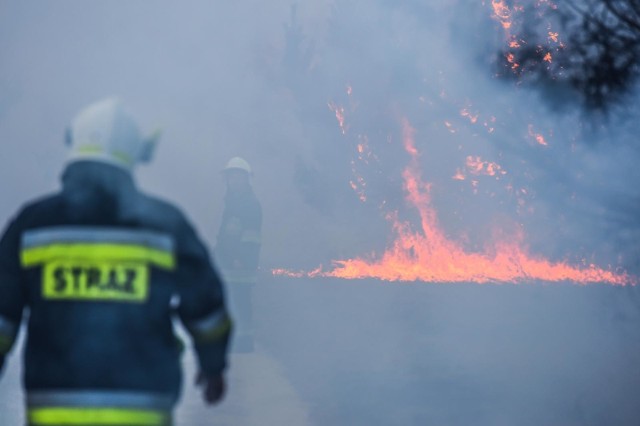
[215,188,262,285]
[0,162,231,426]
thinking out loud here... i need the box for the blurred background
[1,1,639,424]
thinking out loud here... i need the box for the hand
[196,371,226,405]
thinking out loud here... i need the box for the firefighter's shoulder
[134,191,208,257]
[3,191,64,231]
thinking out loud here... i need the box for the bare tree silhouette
[495,0,640,112]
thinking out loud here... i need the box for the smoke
[1,0,639,424]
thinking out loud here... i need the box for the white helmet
[223,157,252,175]
[65,97,159,170]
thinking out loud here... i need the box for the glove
[196,371,226,405]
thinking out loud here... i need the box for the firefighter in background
[214,157,262,353]
[0,97,232,426]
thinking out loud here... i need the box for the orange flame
[492,0,564,78]
[328,101,348,134]
[275,119,634,285]
[444,121,456,133]
[491,0,513,29]
[460,108,479,124]
[452,171,466,181]
[528,124,549,146]
[465,156,507,177]
[506,52,520,70]
[348,135,376,202]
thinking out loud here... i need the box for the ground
[2,276,640,425]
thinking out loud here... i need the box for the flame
[452,170,466,181]
[491,0,513,30]
[460,108,479,124]
[493,0,565,79]
[465,156,507,177]
[328,101,348,134]
[275,119,634,285]
[272,267,323,278]
[348,135,376,202]
[444,121,456,133]
[528,124,549,146]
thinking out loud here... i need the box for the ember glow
[492,0,565,78]
[348,135,376,203]
[491,0,513,30]
[274,119,635,286]
[528,124,549,146]
[465,156,507,177]
[452,156,506,182]
[460,108,479,124]
[328,101,348,134]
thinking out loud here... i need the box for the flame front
[275,119,634,286]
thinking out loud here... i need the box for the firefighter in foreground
[214,157,262,353]
[0,98,232,425]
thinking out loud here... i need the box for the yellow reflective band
[42,261,148,303]
[21,243,175,270]
[195,315,232,343]
[28,407,170,425]
[112,150,134,166]
[75,144,104,155]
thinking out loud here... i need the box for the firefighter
[214,157,262,353]
[0,97,232,426]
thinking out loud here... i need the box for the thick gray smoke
[1,1,639,424]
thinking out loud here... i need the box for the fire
[528,124,549,146]
[465,156,507,177]
[491,0,565,79]
[452,171,466,181]
[348,135,376,203]
[328,101,348,134]
[453,156,507,182]
[444,121,456,133]
[460,108,479,124]
[506,53,520,70]
[491,0,513,29]
[274,119,634,286]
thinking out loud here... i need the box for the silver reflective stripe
[188,309,228,335]
[0,315,18,339]
[27,390,175,410]
[22,227,174,252]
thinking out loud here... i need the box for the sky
[1,1,640,424]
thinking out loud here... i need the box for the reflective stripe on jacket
[27,390,174,425]
[0,162,232,413]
